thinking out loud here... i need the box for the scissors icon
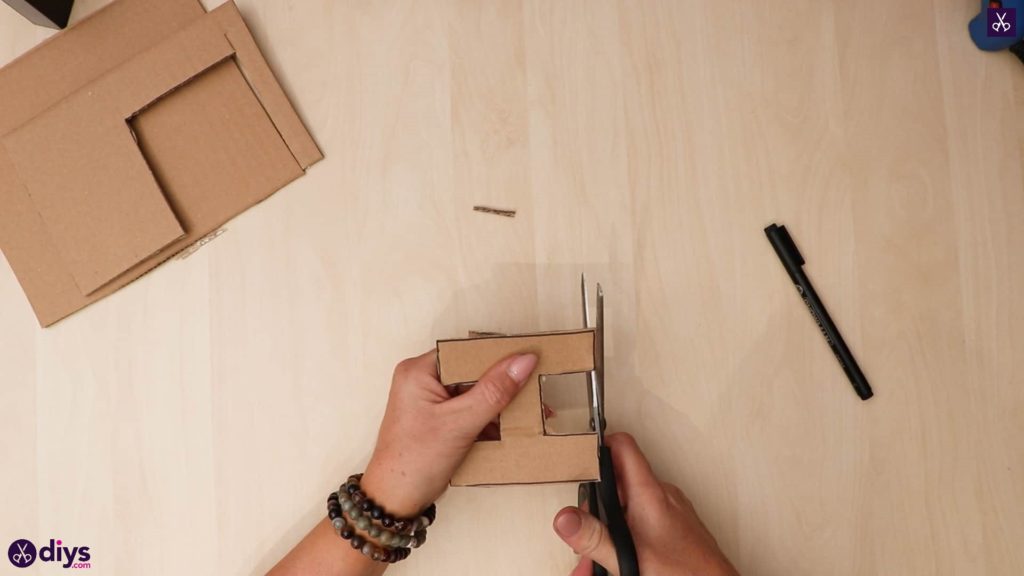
[578,276,640,576]
[993,11,1012,32]
[11,542,34,565]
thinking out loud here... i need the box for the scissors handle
[578,446,640,576]
[599,445,640,576]
[577,482,607,576]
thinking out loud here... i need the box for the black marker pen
[765,223,874,401]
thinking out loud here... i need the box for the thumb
[553,507,619,575]
[443,353,538,434]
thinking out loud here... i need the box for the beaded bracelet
[325,473,437,564]
[328,492,411,563]
[336,491,419,548]
[343,474,437,537]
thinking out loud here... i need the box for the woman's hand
[269,350,537,576]
[360,350,539,516]
[552,433,739,576]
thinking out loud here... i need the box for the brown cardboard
[3,21,235,294]
[437,330,599,486]
[0,0,322,326]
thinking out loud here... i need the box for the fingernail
[507,354,538,385]
[554,508,582,538]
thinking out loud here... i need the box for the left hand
[359,349,539,517]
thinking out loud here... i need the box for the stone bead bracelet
[327,492,412,564]
[327,471,437,565]
[343,474,437,536]
[337,491,424,548]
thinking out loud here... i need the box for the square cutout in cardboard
[540,371,593,436]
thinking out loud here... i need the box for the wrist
[322,519,383,573]
[704,557,740,576]
[271,518,386,576]
[361,458,433,518]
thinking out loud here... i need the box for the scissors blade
[581,273,590,328]
[581,270,602,440]
[594,283,606,437]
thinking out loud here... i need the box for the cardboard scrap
[472,205,517,218]
[437,329,599,486]
[0,0,322,326]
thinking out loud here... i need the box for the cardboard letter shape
[437,330,600,486]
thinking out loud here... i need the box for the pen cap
[765,223,804,282]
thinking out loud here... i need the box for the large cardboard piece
[0,0,322,326]
[437,330,600,486]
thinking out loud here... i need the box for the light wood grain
[1,0,1022,574]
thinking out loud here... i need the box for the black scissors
[578,276,639,576]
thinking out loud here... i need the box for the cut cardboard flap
[437,330,600,486]
[0,0,323,325]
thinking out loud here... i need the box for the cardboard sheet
[0,0,322,326]
[437,330,600,486]
[3,22,236,294]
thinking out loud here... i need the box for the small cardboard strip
[437,329,599,486]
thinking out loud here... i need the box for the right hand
[552,433,739,576]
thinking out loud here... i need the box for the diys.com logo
[7,538,91,569]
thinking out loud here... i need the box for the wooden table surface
[2,0,1022,574]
